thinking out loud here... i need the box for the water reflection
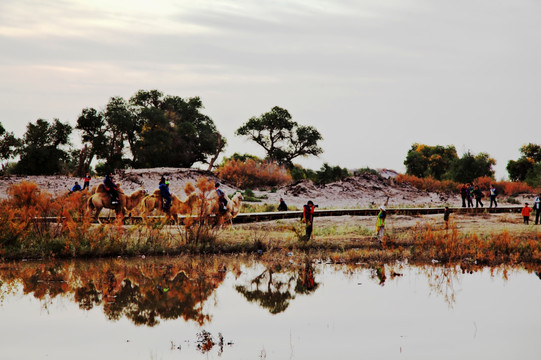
[235,258,319,314]
[0,257,540,326]
[0,257,228,326]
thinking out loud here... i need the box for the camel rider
[215,182,228,213]
[159,180,172,212]
[103,173,119,205]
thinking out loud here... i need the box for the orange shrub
[395,174,459,193]
[215,159,291,189]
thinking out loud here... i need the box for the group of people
[460,183,499,208]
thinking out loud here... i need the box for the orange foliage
[215,159,291,189]
[396,174,536,196]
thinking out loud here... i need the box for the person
[473,186,484,208]
[376,205,386,240]
[489,184,498,208]
[278,198,288,211]
[534,194,541,225]
[103,173,119,205]
[82,173,91,191]
[460,184,468,208]
[215,182,228,213]
[302,200,317,240]
[522,203,533,225]
[466,183,474,208]
[159,176,166,186]
[71,181,82,192]
[159,180,172,212]
[443,206,450,229]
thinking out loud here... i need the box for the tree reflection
[235,258,319,314]
[0,257,227,326]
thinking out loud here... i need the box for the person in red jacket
[302,200,318,240]
[522,203,533,225]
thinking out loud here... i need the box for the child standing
[522,203,533,225]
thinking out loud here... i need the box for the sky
[1,0,540,179]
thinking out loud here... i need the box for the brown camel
[140,190,201,223]
[87,184,147,221]
[206,191,243,225]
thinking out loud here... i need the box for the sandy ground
[0,167,533,210]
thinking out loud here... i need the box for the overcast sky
[1,0,540,179]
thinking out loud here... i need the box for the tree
[507,143,541,185]
[403,143,458,180]
[0,122,21,174]
[448,151,495,183]
[130,90,224,168]
[235,106,323,167]
[14,119,72,175]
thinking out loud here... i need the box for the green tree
[507,143,541,186]
[130,90,224,168]
[76,97,136,175]
[449,151,495,183]
[235,106,323,167]
[0,122,21,174]
[14,119,73,175]
[403,143,458,180]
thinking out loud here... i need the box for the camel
[206,191,244,225]
[87,184,147,222]
[140,190,201,223]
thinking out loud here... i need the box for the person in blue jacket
[71,181,82,192]
[159,180,172,212]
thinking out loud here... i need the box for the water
[0,256,540,360]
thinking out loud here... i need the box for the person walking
[473,186,484,208]
[489,184,498,208]
[302,200,317,240]
[460,184,468,208]
[376,205,387,240]
[466,183,474,208]
[522,203,533,225]
[534,194,541,225]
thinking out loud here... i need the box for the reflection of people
[376,205,386,240]
[534,194,541,225]
[302,200,317,240]
[71,181,82,192]
[103,173,119,205]
[159,181,172,212]
[215,182,228,213]
[443,206,450,229]
[522,203,533,225]
[278,198,288,211]
[83,173,91,190]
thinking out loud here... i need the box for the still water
[0,256,539,360]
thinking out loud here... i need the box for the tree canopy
[235,106,323,167]
[14,119,72,175]
[0,122,20,173]
[404,143,458,180]
[77,89,225,174]
[507,143,541,186]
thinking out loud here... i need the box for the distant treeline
[0,89,539,188]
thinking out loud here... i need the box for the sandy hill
[0,167,471,209]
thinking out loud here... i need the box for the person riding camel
[215,182,228,213]
[159,180,172,212]
[103,173,119,205]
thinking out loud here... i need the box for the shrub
[215,159,291,189]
